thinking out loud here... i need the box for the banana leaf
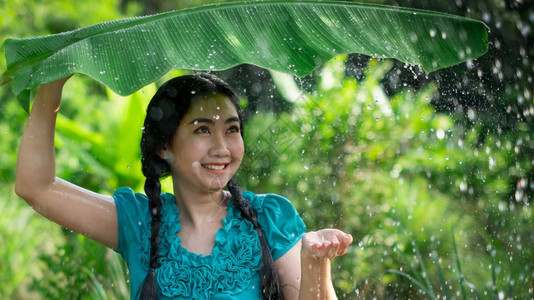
[0,0,488,111]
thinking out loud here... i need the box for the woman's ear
[158,145,173,162]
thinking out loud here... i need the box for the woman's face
[163,93,244,193]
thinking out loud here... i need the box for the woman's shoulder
[113,187,148,209]
[241,191,302,225]
[113,187,174,204]
[113,186,146,199]
[241,191,306,260]
[113,187,178,226]
[242,191,294,212]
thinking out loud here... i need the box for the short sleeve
[244,192,306,260]
[112,187,150,261]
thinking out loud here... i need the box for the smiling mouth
[202,164,227,170]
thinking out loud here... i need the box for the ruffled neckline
[162,193,230,258]
[137,193,262,299]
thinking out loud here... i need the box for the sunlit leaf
[1,0,488,111]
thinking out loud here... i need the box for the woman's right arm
[14,77,118,249]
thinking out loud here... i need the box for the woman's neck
[172,185,229,229]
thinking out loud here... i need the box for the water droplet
[515,189,524,202]
[482,11,491,23]
[409,32,418,43]
[460,182,467,192]
[436,128,445,140]
[467,108,476,121]
[466,60,474,69]
[489,157,496,170]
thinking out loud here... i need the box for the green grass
[0,184,63,298]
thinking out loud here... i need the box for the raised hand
[301,229,353,260]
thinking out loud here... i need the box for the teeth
[203,164,225,170]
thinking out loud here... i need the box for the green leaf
[452,230,468,300]
[385,269,435,298]
[1,0,488,104]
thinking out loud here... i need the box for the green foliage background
[1,0,532,299]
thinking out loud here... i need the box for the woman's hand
[301,229,353,260]
[50,74,73,87]
[37,75,74,110]
[290,229,353,300]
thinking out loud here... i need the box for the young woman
[15,73,353,299]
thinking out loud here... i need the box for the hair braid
[139,160,165,300]
[227,178,284,300]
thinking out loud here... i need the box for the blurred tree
[238,56,533,298]
[374,3,534,295]
[378,0,533,202]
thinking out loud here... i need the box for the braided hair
[138,73,283,299]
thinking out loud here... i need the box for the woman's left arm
[275,229,353,300]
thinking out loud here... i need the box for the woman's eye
[227,125,240,133]
[195,127,210,134]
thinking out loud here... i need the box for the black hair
[139,73,283,299]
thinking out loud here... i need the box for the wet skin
[161,93,244,197]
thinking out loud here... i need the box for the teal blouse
[113,187,306,299]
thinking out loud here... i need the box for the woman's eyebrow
[189,118,213,125]
[189,116,240,125]
[225,116,240,124]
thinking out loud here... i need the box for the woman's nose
[210,133,230,156]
